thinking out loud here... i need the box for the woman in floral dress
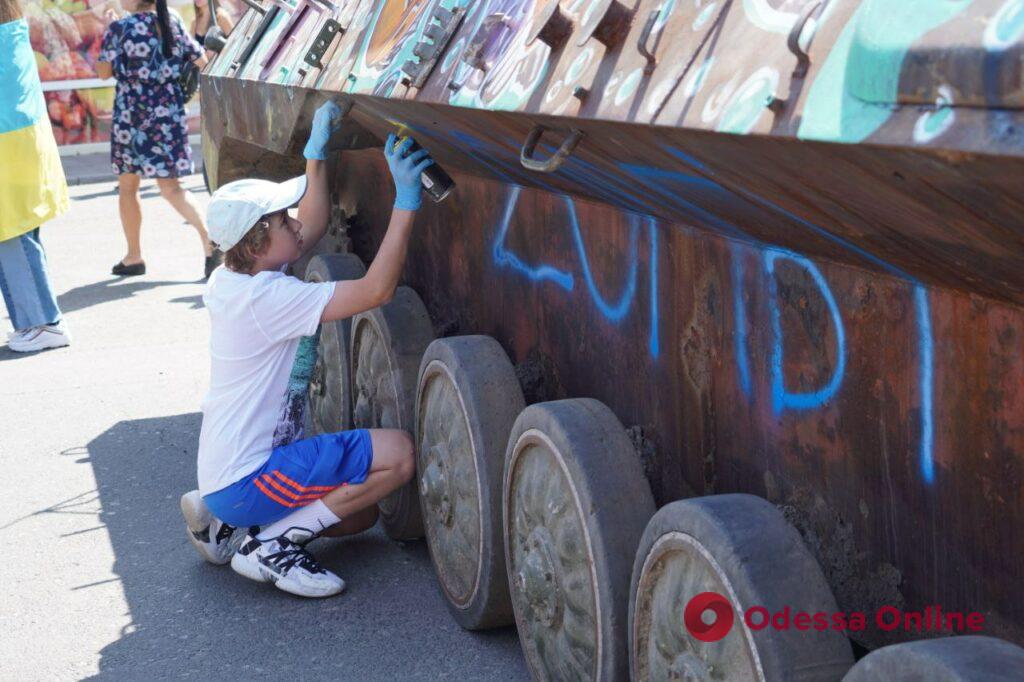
[97,0,220,278]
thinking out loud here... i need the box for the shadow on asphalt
[82,413,526,680]
[168,294,205,310]
[56,278,199,316]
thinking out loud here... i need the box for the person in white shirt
[178,101,434,598]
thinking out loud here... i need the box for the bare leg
[118,173,143,265]
[320,429,415,519]
[156,177,213,257]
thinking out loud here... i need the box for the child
[179,101,433,597]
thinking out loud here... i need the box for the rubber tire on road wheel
[629,494,854,681]
[503,398,655,681]
[416,336,524,630]
[843,636,1024,681]
[351,286,435,540]
[306,254,366,435]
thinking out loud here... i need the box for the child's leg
[319,429,415,519]
[255,428,412,539]
[226,429,412,598]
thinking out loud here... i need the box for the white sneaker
[180,490,243,565]
[8,321,71,352]
[230,528,345,598]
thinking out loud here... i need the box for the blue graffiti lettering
[668,145,935,484]
[492,186,574,290]
[915,285,935,484]
[765,250,847,415]
[731,244,753,398]
[648,218,660,359]
[492,186,661,357]
[564,197,639,321]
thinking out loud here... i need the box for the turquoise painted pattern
[272,330,321,448]
[798,0,975,144]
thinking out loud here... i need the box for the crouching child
[179,102,434,597]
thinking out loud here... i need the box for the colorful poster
[23,0,246,146]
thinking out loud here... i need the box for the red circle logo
[684,592,735,642]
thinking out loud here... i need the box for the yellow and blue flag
[0,18,68,241]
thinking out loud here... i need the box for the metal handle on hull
[239,0,266,14]
[638,9,659,74]
[519,125,584,173]
[788,1,823,78]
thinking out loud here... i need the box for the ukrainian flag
[0,18,68,242]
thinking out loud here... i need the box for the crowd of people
[1,0,231,352]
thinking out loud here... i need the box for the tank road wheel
[306,254,367,435]
[503,399,656,681]
[843,636,1024,681]
[629,495,854,682]
[351,286,435,540]
[416,336,525,630]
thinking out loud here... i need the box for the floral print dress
[100,12,202,178]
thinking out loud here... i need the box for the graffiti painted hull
[201,0,1024,651]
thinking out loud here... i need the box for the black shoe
[204,250,224,279]
[112,260,146,276]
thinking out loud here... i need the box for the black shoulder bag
[179,59,200,102]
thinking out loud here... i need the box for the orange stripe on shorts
[261,474,323,502]
[253,476,300,508]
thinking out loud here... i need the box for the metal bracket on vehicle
[460,12,512,72]
[527,0,573,50]
[303,18,344,71]
[520,125,584,173]
[204,26,228,53]
[577,0,632,48]
[637,9,659,74]
[400,6,466,89]
[239,0,266,14]
[788,1,824,78]
[230,4,280,73]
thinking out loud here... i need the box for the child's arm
[296,101,342,257]
[296,157,329,256]
[320,135,432,323]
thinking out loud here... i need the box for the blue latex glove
[303,101,343,160]
[385,133,434,211]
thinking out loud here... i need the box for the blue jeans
[0,228,62,331]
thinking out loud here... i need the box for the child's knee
[393,432,415,484]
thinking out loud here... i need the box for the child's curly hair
[224,217,272,273]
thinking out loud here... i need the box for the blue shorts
[204,430,374,528]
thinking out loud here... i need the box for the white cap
[206,176,308,250]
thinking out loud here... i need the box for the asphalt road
[0,175,528,680]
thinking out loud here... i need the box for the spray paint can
[394,134,455,203]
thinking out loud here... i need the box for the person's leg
[225,429,413,597]
[0,229,63,332]
[156,177,214,257]
[319,429,415,519]
[118,173,143,265]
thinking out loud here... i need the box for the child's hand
[303,101,343,160]
[385,134,434,211]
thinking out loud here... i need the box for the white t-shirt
[197,266,336,495]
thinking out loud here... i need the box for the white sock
[257,499,341,540]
